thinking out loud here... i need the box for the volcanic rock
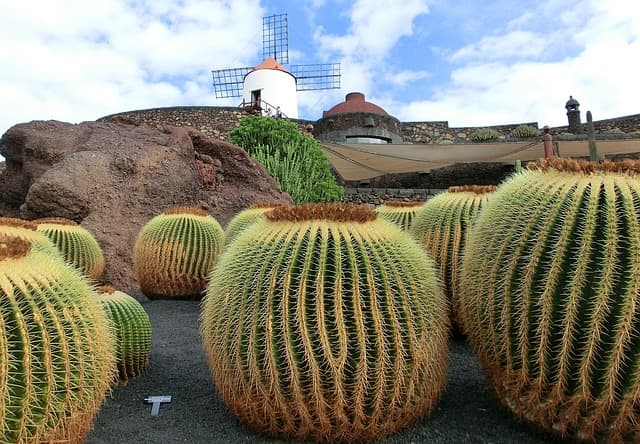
[0,119,291,295]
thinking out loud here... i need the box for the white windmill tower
[212,14,341,119]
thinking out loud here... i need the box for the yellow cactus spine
[134,207,224,300]
[201,203,449,442]
[223,202,283,247]
[375,200,425,230]
[96,286,152,384]
[409,185,495,332]
[35,217,105,281]
[0,217,62,257]
[0,234,115,444]
[459,158,640,442]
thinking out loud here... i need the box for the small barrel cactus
[95,286,152,383]
[410,185,495,332]
[202,203,449,442]
[375,200,424,230]
[0,217,62,257]
[134,206,224,299]
[0,233,115,444]
[35,217,105,281]
[459,158,640,442]
[223,202,283,247]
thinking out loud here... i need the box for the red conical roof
[253,57,290,73]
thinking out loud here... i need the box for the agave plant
[202,203,449,442]
[459,157,640,442]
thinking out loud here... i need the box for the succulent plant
[470,127,500,143]
[375,200,425,231]
[0,217,62,257]
[459,157,640,442]
[0,233,115,444]
[510,124,539,139]
[134,207,224,300]
[35,217,105,281]
[95,286,152,383]
[223,202,283,247]
[410,185,495,333]
[201,203,449,443]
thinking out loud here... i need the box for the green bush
[469,128,500,142]
[510,124,539,139]
[230,116,344,203]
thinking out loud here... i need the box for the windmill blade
[290,63,341,91]
[263,13,288,63]
[211,67,252,98]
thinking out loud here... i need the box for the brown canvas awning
[321,139,640,181]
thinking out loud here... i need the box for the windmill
[212,13,341,119]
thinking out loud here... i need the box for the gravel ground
[88,300,554,444]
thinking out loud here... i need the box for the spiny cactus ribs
[0,234,115,444]
[459,158,640,442]
[223,203,283,247]
[202,203,449,443]
[375,200,424,231]
[134,206,224,299]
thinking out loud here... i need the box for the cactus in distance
[375,200,424,231]
[459,157,640,442]
[0,233,115,444]
[35,217,105,281]
[202,203,449,443]
[134,206,224,299]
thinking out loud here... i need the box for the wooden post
[542,125,553,158]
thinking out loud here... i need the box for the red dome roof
[323,92,387,117]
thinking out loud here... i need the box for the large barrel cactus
[96,286,152,383]
[0,217,62,257]
[459,158,640,442]
[410,185,495,332]
[35,217,105,281]
[0,234,115,444]
[223,202,283,247]
[375,200,424,230]
[202,203,449,442]
[134,207,224,299]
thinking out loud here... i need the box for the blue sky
[1,0,639,159]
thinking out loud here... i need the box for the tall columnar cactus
[375,200,425,231]
[201,203,449,443]
[0,234,115,444]
[409,185,495,332]
[0,217,62,257]
[95,286,152,384]
[459,157,640,442]
[134,207,224,299]
[223,202,283,247]
[35,217,105,281]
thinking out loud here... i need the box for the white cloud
[450,31,549,62]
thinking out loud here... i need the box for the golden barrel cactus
[0,234,115,444]
[0,217,61,257]
[375,200,424,230]
[223,202,283,247]
[134,207,224,299]
[409,185,495,332]
[96,286,152,384]
[201,203,449,442]
[35,217,105,281]
[459,158,640,442]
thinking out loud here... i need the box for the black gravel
[88,300,554,443]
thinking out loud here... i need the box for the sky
[1,0,639,160]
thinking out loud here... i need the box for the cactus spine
[35,217,105,281]
[409,185,495,332]
[0,217,62,258]
[134,207,224,299]
[0,234,115,444]
[459,158,640,442]
[375,200,424,231]
[201,203,449,443]
[96,286,152,383]
[223,203,283,247]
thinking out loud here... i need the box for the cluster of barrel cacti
[202,203,449,442]
[134,206,224,299]
[375,200,424,230]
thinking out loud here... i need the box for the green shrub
[470,128,500,142]
[601,127,626,136]
[510,124,539,139]
[230,116,344,203]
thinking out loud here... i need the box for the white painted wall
[243,68,298,119]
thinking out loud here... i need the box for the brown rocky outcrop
[0,119,291,295]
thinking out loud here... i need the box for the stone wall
[343,187,444,205]
[314,112,403,143]
[549,113,640,136]
[400,121,540,144]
